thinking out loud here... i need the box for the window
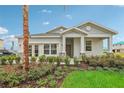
[29,45,32,56]
[44,44,57,55]
[86,41,92,51]
[35,45,39,56]
[51,44,57,54]
[44,44,50,54]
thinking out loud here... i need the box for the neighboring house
[113,41,124,53]
[0,39,4,49]
[17,21,118,57]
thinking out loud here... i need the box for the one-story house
[113,41,124,53]
[17,21,118,57]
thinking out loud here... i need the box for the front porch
[61,36,113,57]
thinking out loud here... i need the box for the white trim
[61,27,88,35]
[46,26,67,33]
[75,21,118,34]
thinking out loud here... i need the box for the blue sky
[0,5,124,50]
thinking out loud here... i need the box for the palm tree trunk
[23,5,29,71]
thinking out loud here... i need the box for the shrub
[48,80,56,88]
[64,56,70,66]
[7,56,15,65]
[47,75,55,81]
[15,56,21,64]
[88,66,94,70]
[74,57,80,66]
[0,56,7,65]
[81,54,88,63]
[0,72,25,87]
[110,67,119,72]
[31,56,37,63]
[56,56,62,66]
[39,55,46,63]
[47,56,55,64]
[96,66,103,71]
[37,79,48,87]
[103,67,110,71]
[88,59,98,67]
[28,68,41,80]
[54,70,62,76]
[56,67,63,72]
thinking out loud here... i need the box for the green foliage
[103,67,110,71]
[37,79,48,87]
[31,56,37,63]
[0,71,25,87]
[56,67,63,72]
[56,56,62,66]
[62,71,124,88]
[82,53,124,69]
[47,75,55,81]
[49,80,56,88]
[15,56,21,64]
[88,66,94,70]
[28,68,41,80]
[64,56,70,66]
[0,56,7,65]
[96,66,103,71]
[47,56,55,64]
[74,57,80,66]
[27,64,56,81]
[39,55,46,63]
[81,54,88,63]
[7,56,15,65]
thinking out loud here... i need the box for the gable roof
[76,21,118,35]
[61,27,88,35]
[46,26,67,33]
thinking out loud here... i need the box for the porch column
[32,45,35,56]
[80,36,85,54]
[39,44,43,56]
[62,36,66,55]
[108,36,113,53]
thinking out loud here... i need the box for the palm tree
[23,5,29,71]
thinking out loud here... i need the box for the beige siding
[85,38,103,56]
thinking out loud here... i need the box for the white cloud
[38,9,52,14]
[0,27,8,34]
[65,14,73,20]
[1,35,18,50]
[42,21,50,25]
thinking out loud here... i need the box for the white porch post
[39,44,43,56]
[80,36,85,54]
[32,45,35,56]
[62,36,66,55]
[108,36,113,53]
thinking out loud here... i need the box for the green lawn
[61,70,124,88]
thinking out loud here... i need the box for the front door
[66,44,72,57]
